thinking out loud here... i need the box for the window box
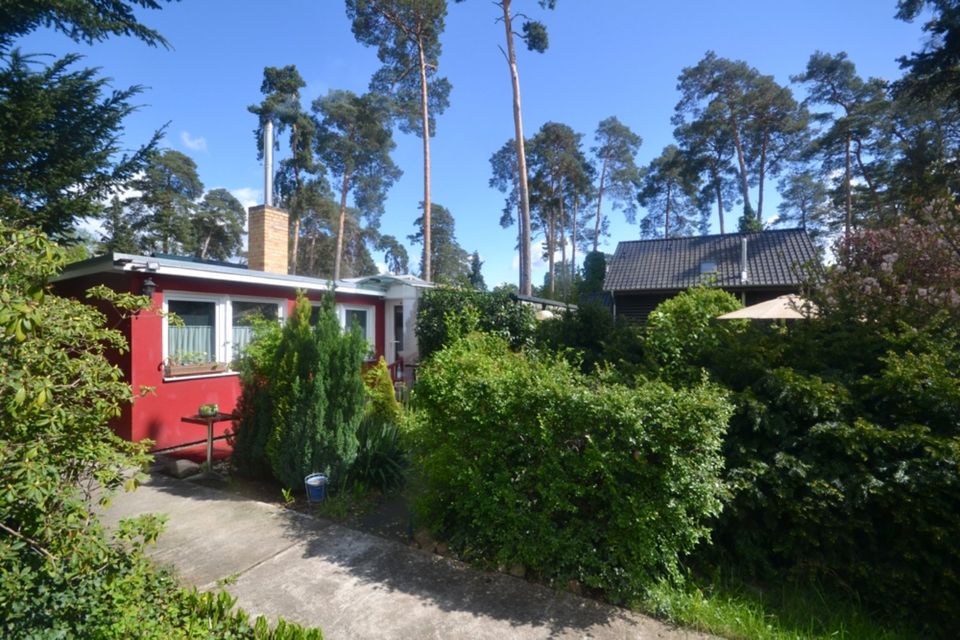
[164,361,229,378]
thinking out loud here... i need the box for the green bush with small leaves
[408,333,731,603]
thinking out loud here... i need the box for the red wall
[60,271,385,451]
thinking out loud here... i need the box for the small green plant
[349,415,407,491]
[281,487,295,506]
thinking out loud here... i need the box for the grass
[639,572,919,640]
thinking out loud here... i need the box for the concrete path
[102,474,714,640]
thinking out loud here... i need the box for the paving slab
[105,474,714,639]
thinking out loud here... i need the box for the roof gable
[603,229,818,292]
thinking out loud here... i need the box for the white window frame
[162,291,285,379]
[336,303,377,360]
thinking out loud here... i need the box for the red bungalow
[53,204,429,454]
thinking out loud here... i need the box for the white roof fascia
[54,253,382,298]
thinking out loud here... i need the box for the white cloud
[180,131,208,152]
[229,187,261,210]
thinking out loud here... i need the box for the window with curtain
[344,308,368,339]
[167,300,216,365]
[232,301,278,355]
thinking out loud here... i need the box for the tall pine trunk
[501,1,532,295]
[558,180,568,299]
[712,165,725,234]
[665,181,672,238]
[334,170,352,281]
[290,122,302,275]
[757,133,768,225]
[417,38,433,282]
[572,196,579,292]
[730,114,753,217]
[844,132,852,241]
[593,154,609,252]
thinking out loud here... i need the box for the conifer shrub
[408,333,731,603]
[232,293,367,489]
[364,356,401,424]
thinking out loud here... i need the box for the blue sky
[22,1,928,287]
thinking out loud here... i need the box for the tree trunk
[845,132,852,240]
[417,38,433,282]
[853,138,882,219]
[571,196,578,292]
[730,114,753,217]
[558,179,567,299]
[334,171,352,282]
[713,167,725,234]
[200,232,211,260]
[757,133,768,225]
[593,154,608,252]
[290,122,302,275]
[547,207,555,297]
[502,1,532,296]
[665,181,672,239]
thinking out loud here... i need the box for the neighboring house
[53,205,429,451]
[603,228,818,323]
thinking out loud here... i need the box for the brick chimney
[247,204,288,274]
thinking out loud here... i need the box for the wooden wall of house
[614,287,799,324]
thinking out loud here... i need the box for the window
[167,298,219,368]
[337,304,376,360]
[232,300,278,356]
[163,292,283,378]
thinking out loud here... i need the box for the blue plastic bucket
[304,473,327,503]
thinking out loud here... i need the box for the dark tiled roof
[604,229,818,292]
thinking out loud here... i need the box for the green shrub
[535,302,646,378]
[364,356,402,424]
[415,287,536,360]
[0,224,324,638]
[644,287,746,384]
[408,333,731,603]
[674,309,960,632]
[232,293,367,489]
[349,414,407,491]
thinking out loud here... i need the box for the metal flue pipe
[264,120,274,207]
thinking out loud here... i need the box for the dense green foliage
[637,248,960,634]
[0,223,323,638]
[350,414,407,491]
[232,294,368,489]
[415,286,536,359]
[0,50,158,239]
[408,202,469,284]
[644,287,745,384]
[535,302,645,377]
[409,333,731,603]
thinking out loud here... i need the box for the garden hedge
[408,333,731,603]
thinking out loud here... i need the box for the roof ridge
[614,228,808,247]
